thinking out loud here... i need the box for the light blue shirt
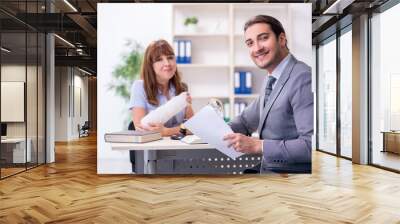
[129,80,186,128]
[267,53,291,89]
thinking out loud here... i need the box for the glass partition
[27,30,38,169]
[339,28,352,158]
[1,31,28,177]
[317,36,337,155]
[0,1,46,179]
[370,3,400,171]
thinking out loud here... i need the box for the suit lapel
[257,55,297,134]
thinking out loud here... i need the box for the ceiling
[0,0,391,75]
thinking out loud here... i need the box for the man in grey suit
[224,15,313,173]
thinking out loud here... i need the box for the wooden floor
[373,151,400,171]
[1,135,400,223]
[1,167,26,178]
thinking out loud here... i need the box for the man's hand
[223,133,263,154]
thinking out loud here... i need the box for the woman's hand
[135,123,147,131]
[146,122,166,134]
[184,92,195,119]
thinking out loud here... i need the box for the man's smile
[254,51,269,61]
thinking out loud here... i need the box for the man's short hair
[244,15,286,38]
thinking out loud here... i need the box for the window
[0,1,47,179]
[339,28,352,158]
[317,36,337,154]
[370,3,400,171]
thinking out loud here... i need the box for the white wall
[289,4,312,66]
[1,64,46,164]
[55,67,68,141]
[1,65,27,140]
[54,67,89,141]
[72,73,89,138]
[1,75,24,123]
[1,65,36,137]
[46,33,56,163]
[97,3,172,173]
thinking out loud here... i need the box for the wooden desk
[381,131,400,154]
[109,137,262,175]
[111,137,214,151]
[1,138,32,164]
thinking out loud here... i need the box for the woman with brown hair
[129,39,194,136]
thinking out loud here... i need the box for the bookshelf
[172,3,293,120]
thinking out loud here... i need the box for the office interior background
[0,0,400,222]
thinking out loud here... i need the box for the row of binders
[221,102,248,121]
[223,102,230,121]
[234,71,252,94]
[174,40,192,64]
[234,102,248,117]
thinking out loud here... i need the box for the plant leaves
[108,40,144,102]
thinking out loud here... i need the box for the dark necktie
[263,76,277,108]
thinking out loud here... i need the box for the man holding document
[223,15,313,174]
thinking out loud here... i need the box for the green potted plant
[108,40,144,125]
[184,16,199,33]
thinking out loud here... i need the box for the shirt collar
[267,53,291,81]
[157,83,176,96]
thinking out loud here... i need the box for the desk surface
[381,131,400,134]
[110,137,214,150]
[1,138,27,143]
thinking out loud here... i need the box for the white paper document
[184,105,243,160]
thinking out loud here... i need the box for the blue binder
[185,40,192,64]
[179,40,185,64]
[244,72,252,94]
[234,72,241,94]
[174,40,180,63]
[239,71,246,94]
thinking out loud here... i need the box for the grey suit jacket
[230,54,313,173]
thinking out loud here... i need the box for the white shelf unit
[172,3,291,119]
[235,94,259,99]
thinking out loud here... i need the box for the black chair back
[128,121,135,131]
[128,121,136,172]
[82,121,90,130]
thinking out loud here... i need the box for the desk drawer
[0,141,32,163]
[384,133,400,154]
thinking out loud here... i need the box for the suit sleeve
[229,97,261,136]
[262,71,313,163]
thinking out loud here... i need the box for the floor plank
[0,134,399,223]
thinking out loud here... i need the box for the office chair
[78,121,90,138]
[82,121,90,134]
